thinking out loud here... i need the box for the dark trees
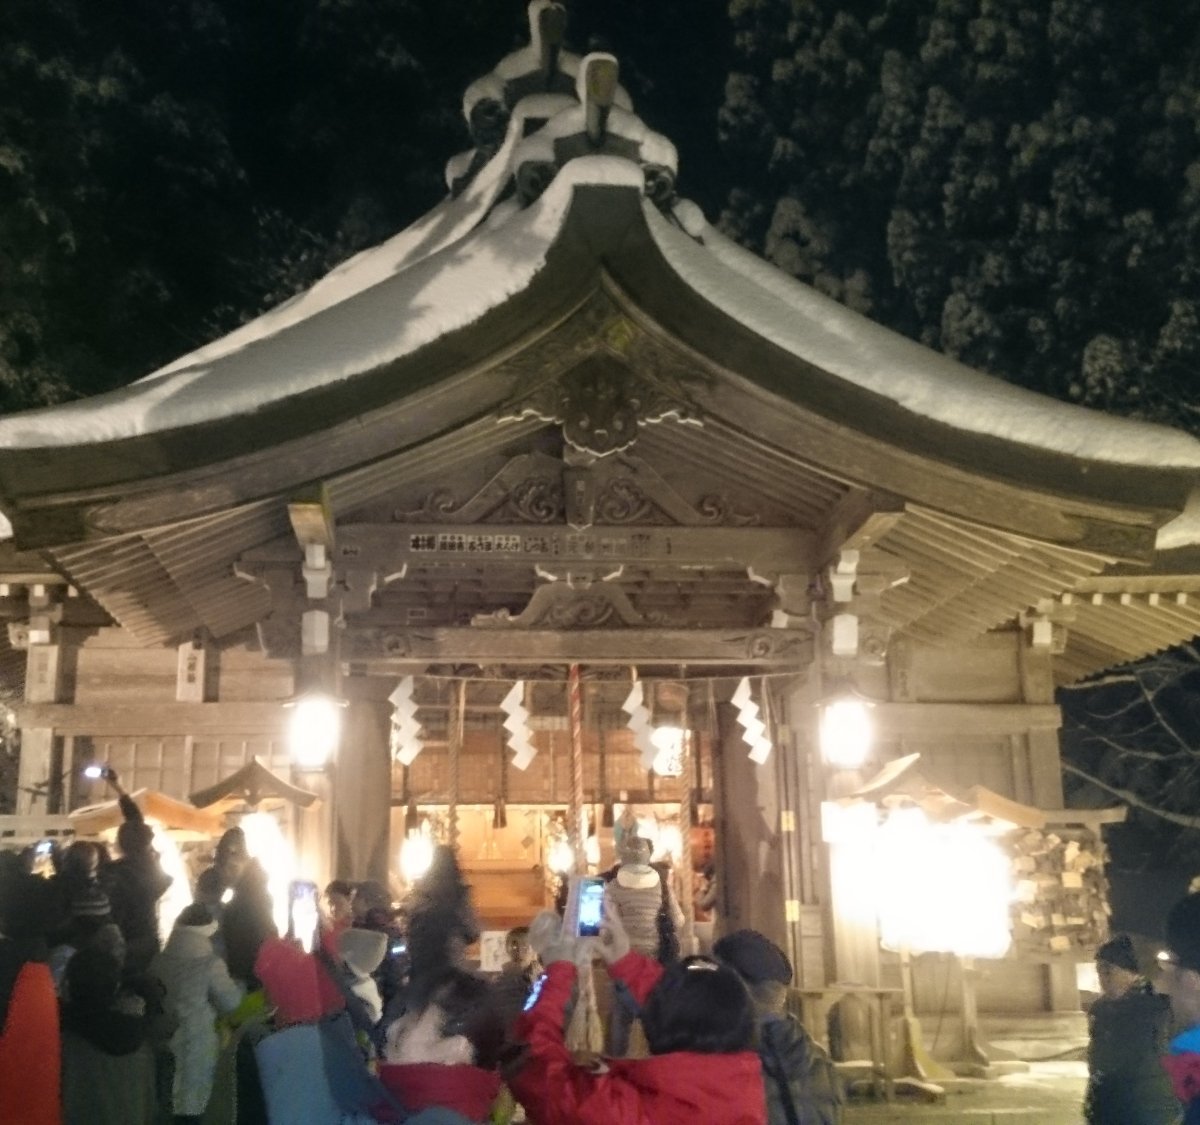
[0,0,520,413]
[720,0,1200,432]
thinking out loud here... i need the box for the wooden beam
[288,485,335,549]
[871,702,1061,738]
[343,626,814,666]
[14,701,287,738]
[814,490,905,569]
[329,523,815,573]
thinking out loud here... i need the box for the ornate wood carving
[393,452,566,525]
[501,351,703,458]
[390,449,765,531]
[471,580,666,630]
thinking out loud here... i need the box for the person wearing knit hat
[1097,933,1139,973]
[1084,930,1176,1124]
[713,929,844,1125]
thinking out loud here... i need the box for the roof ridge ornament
[450,2,679,214]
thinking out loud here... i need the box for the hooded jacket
[757,1012,844,1125]
[154,920,244,1115]
[510,954,767,1125]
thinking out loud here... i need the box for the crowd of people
[10,783,1200,1125]
[0,783,843,1125]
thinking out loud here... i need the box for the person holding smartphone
[509,902,767,1124]
[98,768,172,974]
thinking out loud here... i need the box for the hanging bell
[404,799,420,834]
[493,797,508,830]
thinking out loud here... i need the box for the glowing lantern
[401,832,434,884]
[287,692,344,770]
[819,697,873,769]
[548,838,575,876]
[650,725,685,777]
[874,806,1014,959]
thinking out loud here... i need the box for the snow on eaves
[0,159,644,450]
[144,94,575,386]
[1157,488,1200,550]
[654,201,1200,475]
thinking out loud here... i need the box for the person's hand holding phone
[528,909,578,967]
[597,898,630,965]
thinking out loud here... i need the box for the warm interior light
[819,697,873,769]
[400,830,434,884]
[650,725,685,777]
[548,838,575,875]
[240,810,298,935]
[657,824,683,864]
[288,693,342,769]
[875,806,1014,959]
[151,823,192,942]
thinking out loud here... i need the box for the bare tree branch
[1063,763,1200,829]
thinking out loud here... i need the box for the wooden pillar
[17,638,63,815]
[712,699,789,953]
[782,679,829,989]
[1017,637,1066,809]
[332,689,392,883]
[1018,633,1075,1009]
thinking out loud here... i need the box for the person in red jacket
[509,902,767,1125]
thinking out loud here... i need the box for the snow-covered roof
[0,0,1197,549]
[1157,488,1200,550]
[652,201,1200,474]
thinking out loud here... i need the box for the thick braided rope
[449,678,465,851]
[567,662,586,873]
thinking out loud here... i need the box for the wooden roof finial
[530,0,567,87]
[580,52,620,148]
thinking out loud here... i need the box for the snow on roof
[0,158,644,449]
[1157,488,1200,550]
[652,200,1200,474]
[0,0,1197,546]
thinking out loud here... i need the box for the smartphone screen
[576,877,605,937]
[288,879,319,952]
[523,972,547,1012]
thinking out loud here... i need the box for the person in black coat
[99,769,172,975]
[1084,933,1177,1125]
[219,858,277,987]
[714,928,844,1125]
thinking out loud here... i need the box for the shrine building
[2,0,1199,1061]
